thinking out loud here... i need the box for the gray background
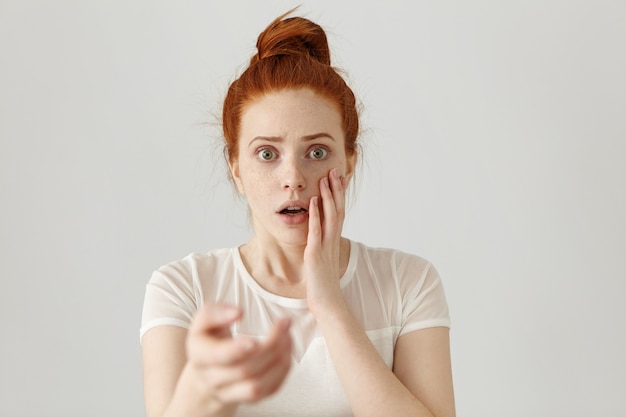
[1,1,625,416]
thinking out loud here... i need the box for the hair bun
[253,13,331,66]
[222,9,359,166]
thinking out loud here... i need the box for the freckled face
[230,88,355,246]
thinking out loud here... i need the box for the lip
[276,199,310,213]
[276,199,310,226]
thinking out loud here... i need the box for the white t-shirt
[141,240,450,417]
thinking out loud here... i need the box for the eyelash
[257,147,277,161]
[255,146,331,161]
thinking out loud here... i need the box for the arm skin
[316,308,455,417]
[304,168,456,417]
[141,170,455,417]
[141,305,292,417]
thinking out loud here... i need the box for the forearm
[157,362,238,417]
[315,304,435,417]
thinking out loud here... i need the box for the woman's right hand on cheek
[183,303,292,414]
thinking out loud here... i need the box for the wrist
[308,293,349,322]
[166,363,238,417]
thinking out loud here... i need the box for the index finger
[190,303,241,338]
[187,304,259,366]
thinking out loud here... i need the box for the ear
[343,151,357,184]
[229,159,245,196]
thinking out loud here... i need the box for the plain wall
[1,1,624,416]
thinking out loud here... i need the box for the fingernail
[332,168,339,179]
[323,177,329,187]
[219,307,239,321]
[241,338,256,351]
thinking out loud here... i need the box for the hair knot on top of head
[251,15,331,66]
[223,9,359,168]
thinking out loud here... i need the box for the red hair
[222,10,359,164]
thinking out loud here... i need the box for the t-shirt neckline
[232,239,358,308]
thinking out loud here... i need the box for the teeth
[280,205,307,215]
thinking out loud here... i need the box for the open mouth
[279,206,308,216]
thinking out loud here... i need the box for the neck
[238,235,351,299]
[240,236,307,284]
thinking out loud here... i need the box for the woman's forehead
[240,89,344,142]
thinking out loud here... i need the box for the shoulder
[352,240,434,276]
[154,247,236,277]
[141,247,240,337]
[147,247,240,295]
[350,240,443,299]
[344,240,450,331]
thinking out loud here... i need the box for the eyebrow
[248,132,336,147]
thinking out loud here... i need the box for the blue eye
[309,147,329,160]
[257,148,276,161]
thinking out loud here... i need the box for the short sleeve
[139,259,199,342]
[396,256,450,336]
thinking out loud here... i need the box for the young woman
[141,10,455,417]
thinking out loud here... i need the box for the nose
[280,158,306,191]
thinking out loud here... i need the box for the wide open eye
[308,147,329,160]
[257,148,277,161]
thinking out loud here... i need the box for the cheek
[315,158,348,180]
[239,168,273,195]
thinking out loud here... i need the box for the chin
[275,228,309,247]
[282,235,308,247]
[255,219,309,246]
